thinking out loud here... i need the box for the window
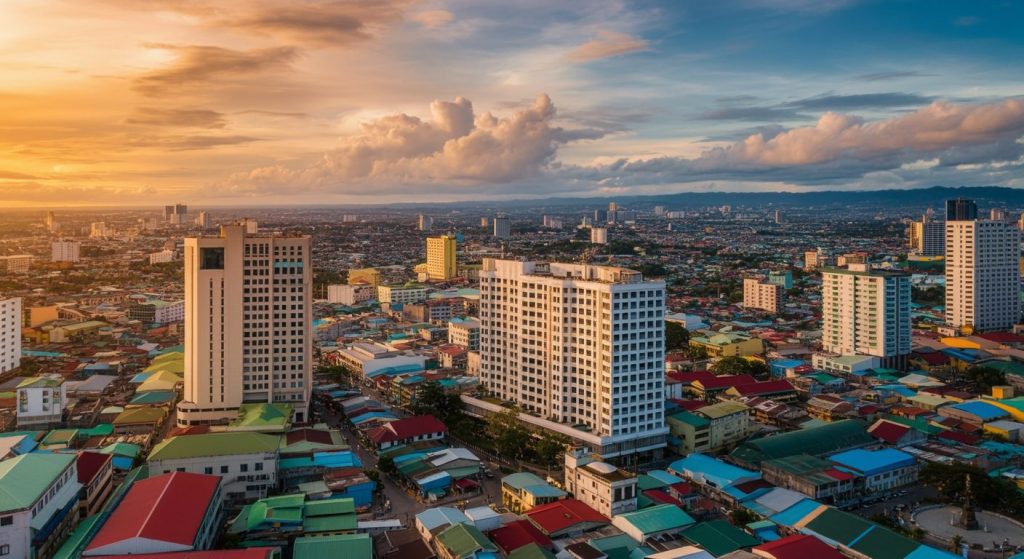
[204,467,213,475]
[220,465,229,474]
[240,464,249,473]
[0,544,9,556]
[201,247,225,270]
[0,516,11,526]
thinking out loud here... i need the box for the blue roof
[904,545,962,559]
[669,453,760,489]
[828,448,915,477]
[769,498,823,527]
[646,470,684,486]
[279,450,361,471]
[942,348,979,363]
[350,411,397,425]
[772,359,805,369]
[947,401,1008,421]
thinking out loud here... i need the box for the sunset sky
[2,0,1023,207]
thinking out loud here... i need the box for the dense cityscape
[1,193,1024,559]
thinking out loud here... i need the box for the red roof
[936,430,980,445]
[732,479,773,494]
[977,332,1024,344]
[669,399,708,412]
[696,374,757,390]
[286,428,334,446]
[642,489,685,507]
[88,550,277,559]
[915,352,950,366]
[489,519,553,553]
[367,415,447,444]
[868,420,911,444]
[524,499,608,535]
[667,370,717,385]
[86,472,221,552]
[731,379,795,396]
[754,534,844,559]
[824,468,855,482]
[76,451,112,485]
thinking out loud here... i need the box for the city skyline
[1,1,1023,207]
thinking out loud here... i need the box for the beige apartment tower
[743,277,783,314]
[945,220,1020,333]
[426,235,457,281]
[177,223,312,426]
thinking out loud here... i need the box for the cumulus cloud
[226,94,607,192]
[566,31,649,62]
[125,107,227,128]
[133,45,299,96]
[586,97,1024,186]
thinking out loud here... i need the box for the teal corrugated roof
[0,453,75,512]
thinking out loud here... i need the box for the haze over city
[2,0,1024,207]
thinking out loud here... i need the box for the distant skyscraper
[89,222,109,239]
[195,211,211,229]
[0,297,21,375]
[608,202,618,212]
[990,208,1007,221]
[51,240,81,263]
[418,214,432,231]
[590,227,608,244]
[945,220,1020,332]
[44,210,58,233]
[774,210,782,224]
[426,235,457,281]
[654,206,665,216]
[743,277,783,314]
[343,214,358,223]
[480,216,490,228]
[493,215,511,239]
[946,198,977,221]
[908,215,945,256]
[803,249,824,270]
[822,264,911,368]
[479,259,667,463]
[177,223,312,426]
[594,209,607,223]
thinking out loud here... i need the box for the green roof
[615,504,695,535]
[230,403,293,430]
[508,543,557,559]
[0,453,75,512]
[762,454,841,487]
[229,494,305,534]
[435,523,497,558]
[730,419,872,467]
[53,514,103,559]
[850,525,921,559]
[303,513,357,533]
[681,520,759,556]
[293,534,372,559]
[305,498,355,516]
[698,401,749,419]
[637,474,669,491]
[113,407,166,425]
[99,442,142,458]
[804,508,873,545]
[79,423,114,437]
[17,376,63,389]
[149,432,281,462]
[668,411,710,429]
[42,429,79,446]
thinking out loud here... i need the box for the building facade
[51,240,81,263]
[16,375,66,427]
[0,297,21,374]
[493,216,511,239]
[945,219,1020,332]
[177,223,312,426]
[564,448,638,517]
[377,284,429,305]
[0,255,33,274]
[821,264,911,368]
[426,235,457,281]
[946,198,978,221]
[908,216,945,256]
[0,454,81,559]
[326,284,374,306]
[448,318,480,351]
[743,277,783,314]
[479,259,668,465]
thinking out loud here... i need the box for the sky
[1,0,1023,207]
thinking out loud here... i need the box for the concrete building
[945,219,1020,333]
[76,451,114,520]
[0,453,81,559]
[326,284,374,306]
[426,235,457,281]
[767,271,793,290]
[827,448,918,492]
[590,227,608,244]
[448,317,480,351]
[493,215,511,239]
[0,255,33,274]
[821,264,911,369]
[128,299,185,324]
[908,216,945,256]
[743,277,783,314]
[51,240,81,263]
[149,250,176,265]
[666,401,752,454]
[377,284,429,305]
[500,472,566,514]
[89,222,111,239]
[16,375,66,427]
[803,249,824,271]
[147,432,279,503]
[195,210,211,229]
[479,259,668,465]
[418,214,432,231]
[165,203,188,224]
[564,447,638,517]
[177,223,313,426]
[1,297,21,374]
[347,268,381,287]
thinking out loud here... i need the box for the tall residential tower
[426,235,457,281]
[177,223,312,426]
[945,219,1020,332]
[821,264,911,369]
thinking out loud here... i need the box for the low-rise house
[0,453,81,559]
[367,415,447,450]
[76,451,114,519]
[667,400,752,454]
[83,472,222,556]
[827,448,918,492]
[16,375,67,427]
[523,499,608,539]
[761,454,856,503]
[611,504,696,544]
[433,523,496,559]
[501,472,566,514]
[806,395,853,422]
[147,432,280,504]
[564,448,638,517]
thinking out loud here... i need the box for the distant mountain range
[430,186,1024,212]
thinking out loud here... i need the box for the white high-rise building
[743,277,783,314]
[177,223,312,426]
[478,259,667,464]
[418,214,432,231]
[0,297,21,374]
[195,211,211,229]
[51,240,81,263]
[945,220,1020,332]
[493,215,511,239]
[89,222,109,239]
[821,264,911,368]
[590,227,608,244]
[908,215,945,256]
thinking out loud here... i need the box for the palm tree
[950,535,963,553]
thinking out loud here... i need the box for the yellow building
[23,305,59,327]
[348,267,381,287]
[689,332,764,357]
[426,235,457,281]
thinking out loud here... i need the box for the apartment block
[743,277,783,314]
[821,264,911,369]
[945,219,1020,332]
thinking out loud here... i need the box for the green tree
[688,345,709,360]
[712,356,754,375]
[666,322,689,351]
[487,407,531,460]
[534,431,570,467]
[964,366,1006,392]
[412,381,466,427]
[950,535,963,552]
[378,456,397,476]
